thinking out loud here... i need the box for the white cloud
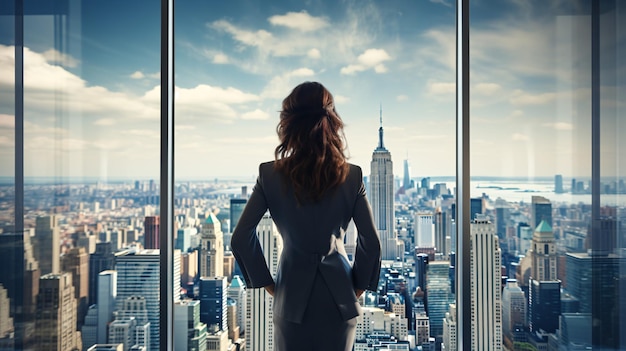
[428,81,455,95]
[241,109,270,120]
[543,122,574,131]
[334,95,349,104]
[130,71,145,79]
[430,0,452,7]
[213,53,229,64]
[340,48,392,75]
[396,95,408,102]
[510,110,524,117]
[268,11,329,32]
[0,114,14,128]
[42,49,80,68]
[509,90,557,106]
[307,48,321,59]
[94,118,116,126]
[512,133,529,141]
[261,68,316,99]
[474,83,502,96]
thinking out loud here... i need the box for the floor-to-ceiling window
[1,1,624,351]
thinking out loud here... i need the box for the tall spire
[377,103,385,150]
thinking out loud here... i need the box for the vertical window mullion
[160,0,175,350]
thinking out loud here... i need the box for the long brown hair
[274,82,350,203]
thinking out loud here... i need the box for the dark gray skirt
[273,271,357,351]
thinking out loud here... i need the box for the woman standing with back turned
[231,81,381,351]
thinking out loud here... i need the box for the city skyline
[0,0,612,180]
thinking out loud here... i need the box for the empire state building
[369,107,401,260]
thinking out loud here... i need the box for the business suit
[231,161,381,350]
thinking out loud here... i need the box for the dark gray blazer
[231,161,381,324]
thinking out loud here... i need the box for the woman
[231,81,381,351]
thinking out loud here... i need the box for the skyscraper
[0,284,13,338]
[528,280,560,334]
[200,213,224,278]
[470,217,502,351]
[434,209,448,256]
[61,247,89,327]
[442,304,457,351]
[530,220,557,281]
[470,198,484,221]
[115,249,180,351]
[415,213,435,249]
[227,275,246,334]
[34,273,82,351]
[530,196,552,229]
[98,270,117,344]
[199,276,228,332]
[554,174,564,193]
[229,198,247,234]
[246,214,282,351]
[501,279,526,341]
[425,261,454,341]
[402,157,412,191]
[369,106,399,260]
[143,216,160,249]
[89,242,117,306]
[174,300,207,351]
[34,215,60,275]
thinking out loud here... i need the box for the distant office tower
[230,198,247,234]
[82,305,98,350]
[0,284,13,338]
[62,247,90,327]
[402,158,412,191]
[470,198,483,221]
[530,221,557,281]
[143,216,160,249]
[98,270,117,344]
[34,215,60,275]
[199,276,228,331]
[34,273,82,351]
[565,252,626,349]
[174,300,207,351]
[200,213,224,278]
[180,250,198,288]
[246,214,283,351]
[528,280,560,334]
[554,174,564,193]
[108,317,138,351]
[415,312,430,345]
[115,249,180,351]
[369,107,399,260]
[494,204,510,241]
[415,213,435,249]
[530,196,552,229]
[227,299,240,341]
[517,222,532,254]
[109,230,123,250]
[414,254,429,290]
[470,217,502,351]
[89,242,116,306]
[355,307,408,342]
[228,276,247,334]
[116,296,150,350]
[0,231,40,348]
[425,261,454,340]
[442,304,456,351]
[175,227,194,252]
[434,209,447,255]
[502,280,526,341]
[421,177,431,190]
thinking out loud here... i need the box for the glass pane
[175,1,456,350]
[1,1,162,350]
[470,1,625,350]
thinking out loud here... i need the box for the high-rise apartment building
[442,304,456,351]
[530,221,557,281]
[143,216,160,249]
[369,108,400,260]
[115,249,180,351]
[174,300,207,351]
[227,275,246,334]
[470,217,502,351]
[200,213,224,278]
[34,215,60,275]
[246,214,282,351]
[34,273,82,351]
[415,213,435,249]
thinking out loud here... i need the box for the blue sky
[1,0,622,180]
